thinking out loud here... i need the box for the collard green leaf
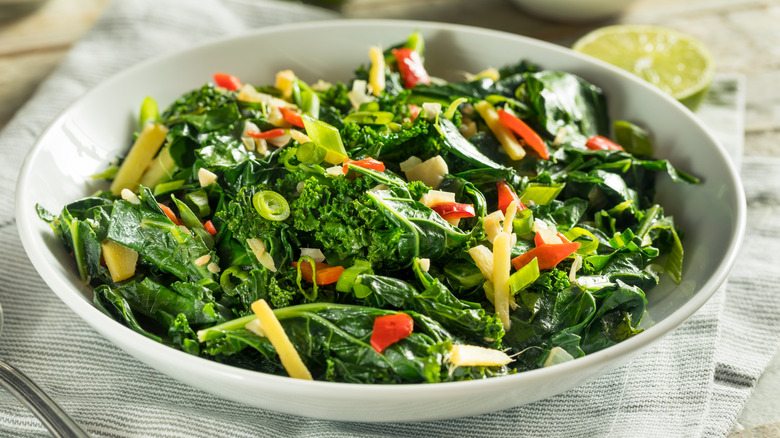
[94,284,162,342]
[522,71,609,141]
[108,277,230,327]
[410,78,497,104]
[367,189,474,264]
[55,198,112,284]
[107,189,216,283]
[198,304,498,383]
[437,117,509,172]
[357,265,505,349]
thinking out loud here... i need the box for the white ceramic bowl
[0,0,48,20]
[16,20,744,422]
[510,0,637,23]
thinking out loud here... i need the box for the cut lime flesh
[573,25,715,110]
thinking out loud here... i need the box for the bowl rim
[15,18,746,401]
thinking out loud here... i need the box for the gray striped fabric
[1,1,778,437]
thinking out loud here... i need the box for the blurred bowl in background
[509,0,636,23]
[0,0,48,21]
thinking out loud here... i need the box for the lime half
[573,25,715,110]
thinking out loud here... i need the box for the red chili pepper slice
[292,261,345,285]
[431,202,476,220]
[204,220,217,235]
[279,107,305,129]
[213,73,242,91]
[157,203,181,225]
[496,109,549,160]
[585,135,624,151]
[342,157,386,174]
[496,181,527,214]
[408,104,422,121]
[533,231,570,247]
[311,266,344,285]
[370,313,414,354]
[392,48,431,89]
[246,128,286,139]
[511,240,581,271]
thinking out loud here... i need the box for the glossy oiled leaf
[366,189,474,263]
[107,188,216,283]
[523,70,609,140]
[357,261,505,349]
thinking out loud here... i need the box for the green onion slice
[301,114,348,164]
[296,141,327,165]
[252,190,290,221]
[220,266,250,294]
[444,97,467,120]
[512,208,534,236]
[564,227,599,255]
[519,183,565,206]
[614,120,653,156]
[343,111,394,125]
[509,257,540,296]
[139,96,159,130]
[335,260,373,293]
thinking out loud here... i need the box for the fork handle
[0,359,90,437]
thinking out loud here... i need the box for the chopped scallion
[252,190,290,221]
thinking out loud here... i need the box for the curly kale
[340,117,440,165]
[291,175,401,268]
[216,186,297,269]
[291,169,476,272]
[229,268,297,314]
[162,84,237,121]
[317,82,352,115]
[372,88,413,116]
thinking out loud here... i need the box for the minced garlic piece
[194,254,211,266]
[198,168,217,187]
[120,188,140,205]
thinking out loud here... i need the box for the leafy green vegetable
[355,260,505,349]
[290,173,405,268]
[365,188,475,266]
[107,188,216,283]
[522,70,609,142]
[40,32,699,384]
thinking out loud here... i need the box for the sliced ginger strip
[251,299,313,380]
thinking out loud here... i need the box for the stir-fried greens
[38,32,698,383]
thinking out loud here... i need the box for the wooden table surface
[1,0,779,435]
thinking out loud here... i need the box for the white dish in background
[16,20,745,422]
[0,0,48,20]
[510,0,637,23]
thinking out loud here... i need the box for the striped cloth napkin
[1,1,779,436]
